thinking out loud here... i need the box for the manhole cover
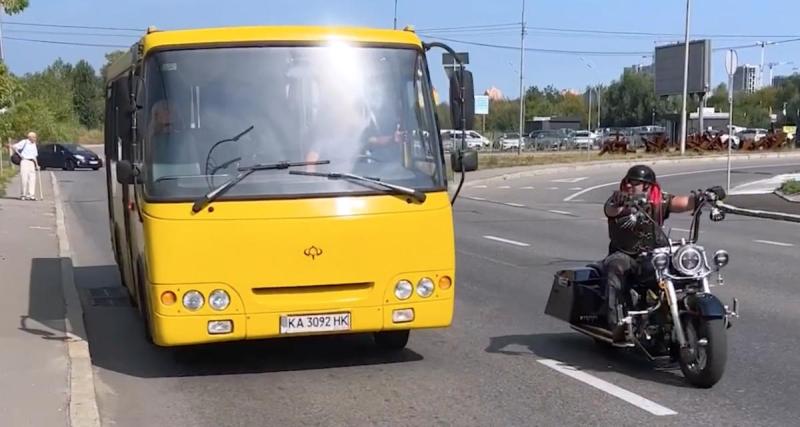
[88,287,130,307]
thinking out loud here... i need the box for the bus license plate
[280,312,351,334]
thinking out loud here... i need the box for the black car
[38,143,103,171]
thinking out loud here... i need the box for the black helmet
[624,164,656,184]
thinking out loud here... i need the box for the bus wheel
[373,330,409,351]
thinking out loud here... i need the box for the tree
[5,99,77,142]
[19,58,76,123]
[600,71,662,127]
[1,0,29,14]
[485,99,519,133]
[707,83,729,112]
[72,60,102,128]
[100,50,126,80]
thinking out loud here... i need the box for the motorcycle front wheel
[678,316,727,388]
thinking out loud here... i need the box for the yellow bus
[104,25,477,348]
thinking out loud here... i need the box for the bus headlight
[394,280,413,300]
[182,290,204,311]
[208,289,230,311]
[417,277,434,298]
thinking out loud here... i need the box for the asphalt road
[56,156,800,426]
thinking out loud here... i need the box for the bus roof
[106,25,423,82]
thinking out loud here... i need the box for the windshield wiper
[289,170,426,203]
[191,159,330,213]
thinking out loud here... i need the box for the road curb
[466,151,800,187]
[51,172,101,427]
[774,190,800,203]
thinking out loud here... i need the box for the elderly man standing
[11,131,40,201]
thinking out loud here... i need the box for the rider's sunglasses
[625,179,646,187]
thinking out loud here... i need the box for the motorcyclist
[603,165,725,341]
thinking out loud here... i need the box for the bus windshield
[142,44,444,200]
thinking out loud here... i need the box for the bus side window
[104,85,116,160]
[112,78,132,161]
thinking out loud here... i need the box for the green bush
[781,179,800,195]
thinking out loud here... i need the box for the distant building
[733,65,758,94]
[772,74,798,87]
[623,63,654,78]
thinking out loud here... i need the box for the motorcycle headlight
[652,253,669,271]
[672,245,705,275]
[713,250,729,269]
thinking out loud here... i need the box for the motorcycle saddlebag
[544,267,604,323]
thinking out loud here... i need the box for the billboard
[654,39,711,97]
[474,95,489,115]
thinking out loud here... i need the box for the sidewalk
[722,173,800,222]
[0,173,69,426]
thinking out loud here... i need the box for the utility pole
[759,41,766,88]
[596,87,601,130]
[517,0,526,155]
[0,10,5,62]
[393,0,398,30]
[679,0,691,155]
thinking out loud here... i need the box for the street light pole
[679,0,691,156]
[517,0,526,155]
[393,0,398,30]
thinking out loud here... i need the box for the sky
[3,0,800,100]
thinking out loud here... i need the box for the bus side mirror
[449,69,475,131]
[451,149,478,172]
[116,160,138,185]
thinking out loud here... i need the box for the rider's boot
[607,287,627,343]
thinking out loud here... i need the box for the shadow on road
[485,332,693,389]
[74,264,423,379]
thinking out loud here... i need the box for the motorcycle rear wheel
[678,317,727,388]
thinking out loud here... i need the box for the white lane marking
[569,187,583,190]
[28,226,52,230]
[552,177,588,183]
[505,202,526,207]
[521,186,535,189]
[457,249,521,268]
[672,228,692,233]
[563,162,800,202]
[537,359,678,416]
[754,239,794,247]
[466,196,486,201]
[483,235,530,247]
[548,209,574,216]
[548,187,560,190]
[474,185,488,189]
[498,185,511,189]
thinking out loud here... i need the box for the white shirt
[12,139,38,160]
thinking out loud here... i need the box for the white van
[440,129,490,151]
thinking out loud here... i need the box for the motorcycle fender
[683,293,726,319]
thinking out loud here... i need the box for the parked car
[571,130,596,150]
[38,143,103,170]
[736,128,767,142]
[528,130,568,151]
[440,129,490,150]
[495,133,523,151]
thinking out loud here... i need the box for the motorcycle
[544,189,739,388]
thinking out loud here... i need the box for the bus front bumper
[150,298,453,347]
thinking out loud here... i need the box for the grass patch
[0,164,18,198]
[781,179,800,195]
[77,128,103,145]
